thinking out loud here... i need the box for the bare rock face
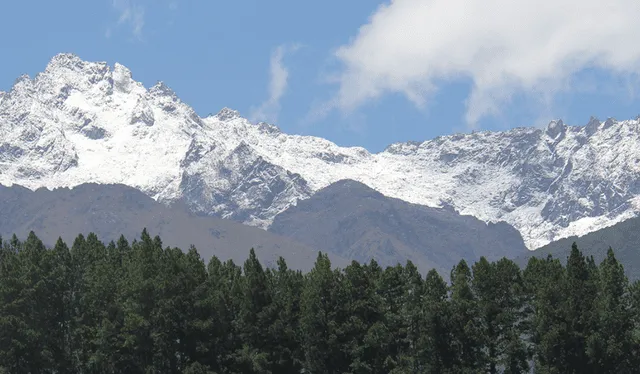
[3,53,640,249]
[180,141,312,228]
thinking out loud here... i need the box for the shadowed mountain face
[269,179,528,276]
[518,216,640,280]
[0,183,348,271]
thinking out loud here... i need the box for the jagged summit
[545,119,566,138]
[12,74,31,86]
[214,107,241,121]
[603,117,618,129]
[149,81,178,97]
[2,54,640,249]
[40,53,111,86]
[255,121,281,135]
[45,53,85,69]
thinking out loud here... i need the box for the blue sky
[2,0,640,152]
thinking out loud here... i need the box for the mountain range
[2,53,640,257]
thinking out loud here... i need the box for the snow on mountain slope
[0,54,198,201]
[201,112,640,249]
[2,53,640,249]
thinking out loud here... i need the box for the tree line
[0,229,639,373]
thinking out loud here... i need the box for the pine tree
[180,245,210,370]
[84,235,127,372]
[587,248,635,373]
[472,257,529,373]
[196,256,244,372]
[399,260,425,371]
[494,258,529,374]
[150,245,189,372]
[267,257,304,373]
[419,268,455,374]
[20,232,59,372]
[116,229,164,373]
[0,234,26,372]
[230,248,274,373]
[472,257,499,373]
[524,254,568,373]
[49,237,73,373]
[300,252,343,373]
[449,259,484,373]
[630,279,640,364]
[377,264,407,371]
[342,260,385,373]
[563,243,598,373]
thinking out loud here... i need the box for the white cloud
[332,0,640,127]
[110,0,145,39]
[251,45,299,124]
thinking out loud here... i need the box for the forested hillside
[0,230,638,373]
[520,215,640,280]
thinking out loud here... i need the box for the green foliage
[419,268,454,373]
[473,257,529,373]
[587,248,637,372]
[0,231,637,373]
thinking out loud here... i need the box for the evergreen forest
[1,229,639,374]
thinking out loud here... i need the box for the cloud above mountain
[251,44,299,124]
[107,0,179,40]
[332,0,640,127]
[109,0,145,39]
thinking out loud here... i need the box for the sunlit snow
[1,54,639,250]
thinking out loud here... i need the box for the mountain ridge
[517,214,640,280]
[0,182,349,271]
[2,53,640,249]
[269,179,528,276]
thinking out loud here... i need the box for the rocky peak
[149,81,178,99]
[42,53,109,80]
[112,63,134,93]
[215,107,241,121]
[7,75,34,97]
[545,119,566,139]
[603,117,617,130]
[31,54,112,100]
[113,62,132,78]
[228,141,256,160]
[44,53,85,71]
[585,116,601,135]
[256,121,281,135]
[13,74,32,86]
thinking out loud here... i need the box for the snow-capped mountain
[2,53,640,249]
